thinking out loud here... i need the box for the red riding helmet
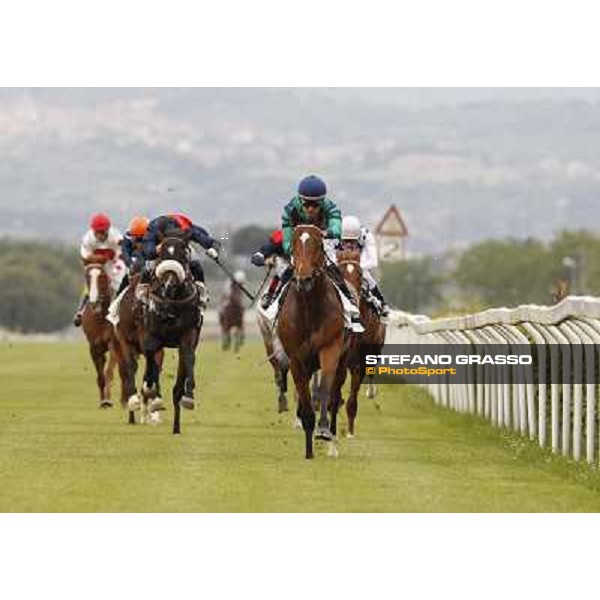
[270,229,283,245]
[90,213,111,232]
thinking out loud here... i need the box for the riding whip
[250,264,273,308]
[209,255,256,302]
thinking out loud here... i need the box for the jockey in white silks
[338,215,390,318]
[73,213,126,326]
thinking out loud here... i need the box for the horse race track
[2,340,600,512]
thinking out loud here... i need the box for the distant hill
[1,87,600,253]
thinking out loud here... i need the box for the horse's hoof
[99,399,113,409]
[149,411,162,425]
[180,397,195,410]
[127,394,142,412]
[315,427,333,441]
[346,432,354,439]
[149,397,164,412]
[327,442,339,458]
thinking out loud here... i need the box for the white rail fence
[387,296,600,465]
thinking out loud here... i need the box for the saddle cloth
[257,279,359,331]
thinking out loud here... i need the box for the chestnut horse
[81,262,117,408]
[219,283,245,352]
[277,225,347,459]
[335,247,386,436]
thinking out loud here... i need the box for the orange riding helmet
[128,215,150,237]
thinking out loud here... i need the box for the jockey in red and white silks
[80,215,126,293]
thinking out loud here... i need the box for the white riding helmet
[233,270,246,284]
[341,215,361,240]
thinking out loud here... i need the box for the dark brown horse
[335,247,386,436]
[219,282,245,352]
[140,235,203,435]
[112,272,164,425]
[81,262,118,409]
[277,225,347,459]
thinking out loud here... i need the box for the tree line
[0,229,598,332]
[381,230,600,315]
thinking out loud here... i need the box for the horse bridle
[85,263,111,309]
[291,228,326,286]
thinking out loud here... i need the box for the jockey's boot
[196,281,209,309]
[371,284,390,318]
[73,294,89,327]
[261,276,281,309]
[115,274,130,296]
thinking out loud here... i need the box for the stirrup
[73,313,83,327]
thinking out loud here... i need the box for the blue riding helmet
[298,175,327,200]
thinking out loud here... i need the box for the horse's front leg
[90,344,111,409]
[275,363,289,413]
[172,354,186,435]
[346,365,362,437]
[291,359,315,459]
[142,348,161,419]
[316,338,344,454]
[330,356,348,438]
[102,345,117,407]
[179,335,197,411]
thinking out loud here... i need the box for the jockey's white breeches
[274,257,290,277]
[324,239,338,264]
[104,259,126,292]
[363,269,377,290]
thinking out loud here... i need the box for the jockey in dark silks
[138,213,220,307]
[115,215,149,296]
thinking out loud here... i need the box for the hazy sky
[316,87,600,107]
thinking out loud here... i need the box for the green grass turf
[2,340,600,512]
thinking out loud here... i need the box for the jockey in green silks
[263,175,364,333]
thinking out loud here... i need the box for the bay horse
[140,234,202,435]
[112,271,164,425]
[277,225,347,459]
[219,281,245,352]
[81,261,118,408]
[335,246,386,436]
